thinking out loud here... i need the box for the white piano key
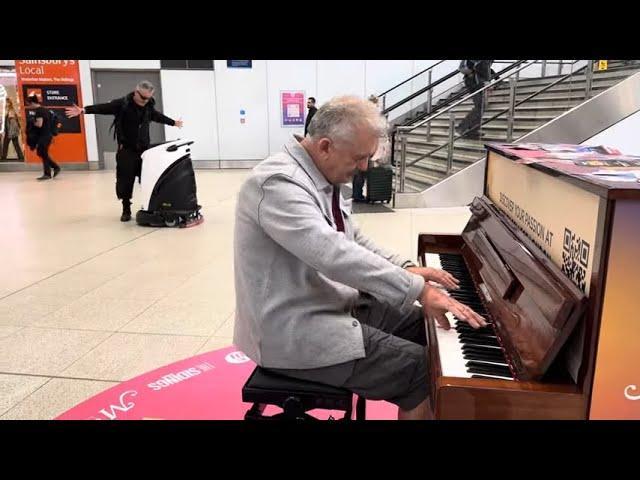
[434,312,471,378]
[424,253,442,270]
[428,252,514,381]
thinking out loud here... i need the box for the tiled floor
[0,169,470,419]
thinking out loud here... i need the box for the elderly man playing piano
[233,95,486,420]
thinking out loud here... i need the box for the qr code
[561,228,589,292]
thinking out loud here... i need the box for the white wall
[82,59,582,164]
[266,60,316,155]
[160,70,219,160]
[364,60,413,120]
[89,60,161,70]
[581,110,640,155]
[317,60,366,104]
[0,60,15,67]
[214,60,269,161]
[365,60,413,98]
[403,60,461,119]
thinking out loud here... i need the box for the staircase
[392,61,640,193]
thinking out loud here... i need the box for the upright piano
[419,143,640,419]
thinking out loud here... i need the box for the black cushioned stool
[242,366,366,420]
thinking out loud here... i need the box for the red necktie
[332,185,345,233]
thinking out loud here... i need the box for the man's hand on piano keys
[420,284,488,330]
[405,266,460,290]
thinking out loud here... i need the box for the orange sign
[15,60,87,163]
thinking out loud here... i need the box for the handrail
[396,61,536,134]
[383,60,527,118]
[382,70,458,115]
[401,62,589,170]
[377,60,446,98]
[394,61,528,127]
[493,60,580,66]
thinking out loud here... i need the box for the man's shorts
[271,294,429,411]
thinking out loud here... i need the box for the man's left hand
[406,266,460,290]
[174,119,184,128]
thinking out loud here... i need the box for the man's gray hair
[308,95,388,145]
[136,80,155,93]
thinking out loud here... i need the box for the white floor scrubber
[136,139,204,228]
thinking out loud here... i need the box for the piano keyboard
[425,252,514,381]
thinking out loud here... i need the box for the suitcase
[365,166,393,203]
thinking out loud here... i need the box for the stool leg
[356,396,367,420]
[245,403,267,420]
[282,396,307,420]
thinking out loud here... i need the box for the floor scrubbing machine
[135,139,204,228]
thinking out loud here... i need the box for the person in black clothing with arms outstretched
[65,80,184,221]
[25,94,61,180]
[304,97,317,137]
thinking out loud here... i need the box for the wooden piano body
[419,144,640,420]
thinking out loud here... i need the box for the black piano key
[454,315,493,332]
[454,312,491,321]
[471,374,512,380]
[466,362,511,373]
[455,324,493,333]
[461,345,503,356]
[456,320,492,328]
[458,329,496,338]
[459,333,496,341]
[449,291,482,300]
[460,337,498,345]
[457,329,495,338]
[463,351,508,364]
[459,332,498,341]
[458,329,497,340]
[449,293,482,301]
[461,340,502,350]
[467,365,511,377]
[466,362,513,378]
[459,335,500,347]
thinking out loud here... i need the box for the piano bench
[242,366,366,420]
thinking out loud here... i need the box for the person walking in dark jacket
[304,97,317,137]
[25,94,61,180]
[456,60,493,140]
[66,80,183,221]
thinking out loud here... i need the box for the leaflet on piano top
[498,143,622,155]
[487,142,640,189]
[587,170,640,182]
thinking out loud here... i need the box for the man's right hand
[420,284,487,330]
[65,104,83,118]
